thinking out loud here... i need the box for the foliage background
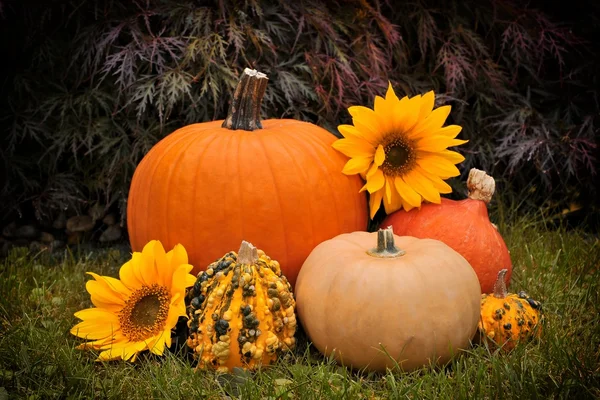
[1,0,598,229]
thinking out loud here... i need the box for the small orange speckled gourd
[478,269,542,351]
[186,241,296,372]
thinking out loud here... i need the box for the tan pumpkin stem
[467,168,495,204]
[222,68,268,131]
[237,240,259,264]
[493,269,508,299]
[366,226,405,258]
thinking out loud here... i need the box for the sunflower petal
[437,125,463,138]
[418,91,435,120]
[349,107,385,137]
[384,189,403,214]
[394,176,422,208]
[384,176,393,204]
[102,340,146,362]
[439,149,466,164]
[171,264,195,298]
[140,241,162,286]
[410,105,451,138]
[167,244,195,288]
[149,240,171,289]
[70,319,119,340]
[352,119,383,145]
[166,243,188,269]
[385,82,400,103]
[417,155,461,179]
[119,255,144,290]
[366,163,379,179]
[332,137,375,158]
[374,144,385,166]
[417,166,453,194]
[76,335,116,350]
[348,105,373,119]
[342,157,372,175]
[86,280,125,310]
[337,124,363,139]
[369,190,384,219]
[403,169,441,204]
[147,333,168,356]
[363,168,385,194]
[417,136,464,152]
[383,177,403,214]
[74,307,120,323]
[166,294,186,327]
[374,95,394,133]
[395,94,422,133]
[87,272,131,299]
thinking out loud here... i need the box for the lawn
[0,216,599,399]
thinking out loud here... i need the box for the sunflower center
[381,135,416,176]
[119,284,170,342]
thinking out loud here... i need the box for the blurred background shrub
[0,0,597,233]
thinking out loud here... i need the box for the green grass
[1,217,599,399]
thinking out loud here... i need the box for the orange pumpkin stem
[238,240,259,264]
[492,268,508,298]
[467,168,495,204]
[366,226,405,258]
[222,68,268,131]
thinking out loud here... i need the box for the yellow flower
[70,240,197,362]
[333,83,468,218]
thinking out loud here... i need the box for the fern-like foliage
[0,0,597,225]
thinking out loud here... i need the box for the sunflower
[70,240,196,362]
[333,83,468,218]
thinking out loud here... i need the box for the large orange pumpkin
[127,69,367,287]
[381,168,511,293]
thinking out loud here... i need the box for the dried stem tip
[366,226,405,258]
[222,68,268,131]
[467,168,495,204]
[492,269,509,299]
[238,240,259,264]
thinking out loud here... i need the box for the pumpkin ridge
[235,129,245,249]
[141,130,198,251]
[273,129,317,258]
[164,132,198,249]
[255,134,289,271]
[296,125,347,234]
[190,131,223,266]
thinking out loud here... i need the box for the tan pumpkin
[186,241,296,372]
[295,227,481,372]
[478,269,542,351]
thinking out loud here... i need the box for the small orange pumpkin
[382,168,512,293]
[127,69,367,287]
[478,269,542,351]
[295,227,481,372]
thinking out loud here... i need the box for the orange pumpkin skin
[127,119,367,287]
[381,169,511,294]
[381,198,511,293]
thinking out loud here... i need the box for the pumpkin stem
[238,240,259,264]
[493,269,509,299]
[222,68,268,131]
[366,226,405,258]
[467,168,495,204]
